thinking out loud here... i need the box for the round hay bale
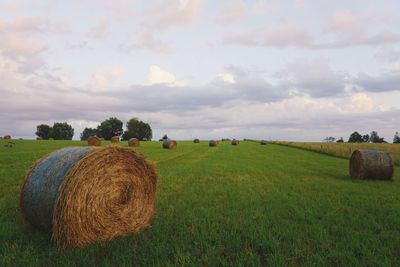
[260,140,267,145]
[111,136,120,143]
[4,135,11,139]
[349,149,394,180]
[193,138,200,143]
[163,139,177,150]
[87,136,101,146]
[231,139,240,145]
[209,140,218,147]
[20,146,157,249]
[128,138,140,147]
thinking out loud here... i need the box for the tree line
[325,131,400,144]
[35,117,152,141]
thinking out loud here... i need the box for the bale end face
[163,139,177,150]
[87,136,101,146]
[231,139,240,145]
[111,136,120,143]
[128,138,140,147]
[349,149,394,180]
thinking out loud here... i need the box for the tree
[52,122,74,140]
[362,134,370,143]
[35,124,52,140]
[370,131,385,143]
[348,131,363,143]
[324,137,335,142]
[122,118,152,141]
[80,127,97,141]
[394,132,400,144]
[97,117,123,140]
[336,137,344,143]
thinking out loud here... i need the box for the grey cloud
[354,72,400,92]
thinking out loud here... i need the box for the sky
[0,0,400,141]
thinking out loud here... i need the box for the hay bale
[4,135,11,139]
[20,146,157,249]
[260,140,267,145]
[163,139,177,150]
[128,138,140,147]
[111,136,120,143]
[36,137,43,141]
[193,138,200,143]
[87,136,101,146]
[349,149,394,180]
[209,140,218,147]
[231,139,240,145]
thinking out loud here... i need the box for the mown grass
[0,139,399,266]
[271,141,400,166]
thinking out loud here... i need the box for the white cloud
[217,73,236,84]
[145,65,185,87]
[93,66,125,90]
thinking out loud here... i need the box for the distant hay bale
[4,135,11,139]
[20,146,157,249]
[111,136,120,143]
[87,136,101,146]
[349,149,394,180]
[163,139,177,150]
[209,140,218,147]
[260,140,267,145]
[221,138,231,142]
[36,137,43,141]
[193,138,200,143]
[128,138,140,147]
[231,139,240,145]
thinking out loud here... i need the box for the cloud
[354,72,400,92]
[223,22,312,48]
[141,0,204,31]
[145,65,185,86]
[119,32,171,54]
[214,1,277,24]
[217,73,236,84]
[92,66,125,90]
[88,18,109,39]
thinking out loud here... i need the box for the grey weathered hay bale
[349,149,394,180]
[193,138,200,143]
[128,138,140,147]
[231,139,240,145]
[20,146,157,249]
[163,139,177,149]
[111,136,120,143]
[209,140,218,147]
[260,140,267,145]
[87,136,101,146]
[4,135,11,139]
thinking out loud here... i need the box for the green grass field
[1,140,399,266]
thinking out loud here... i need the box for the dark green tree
[362,134,370,143]
[80,127,98,140]
[370,131,385,143]
[348,131,363,143]
[394,132,400,144]
[336,137,344,143]
[52,122,74,140]
[97,117,123,140]
[35,124,52,140]
[122,118,152,141]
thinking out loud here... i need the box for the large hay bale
[209,140,218,147]
[111,136,120,143]
[349,149,394,180]
[260,140,267,145]
[4,135,11,139]
[20,146,157,249]
[87,136,101,146]
[193,138,200,143]
[231,139,240,145]
[163,139,177,150]
[128,138,140,147]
